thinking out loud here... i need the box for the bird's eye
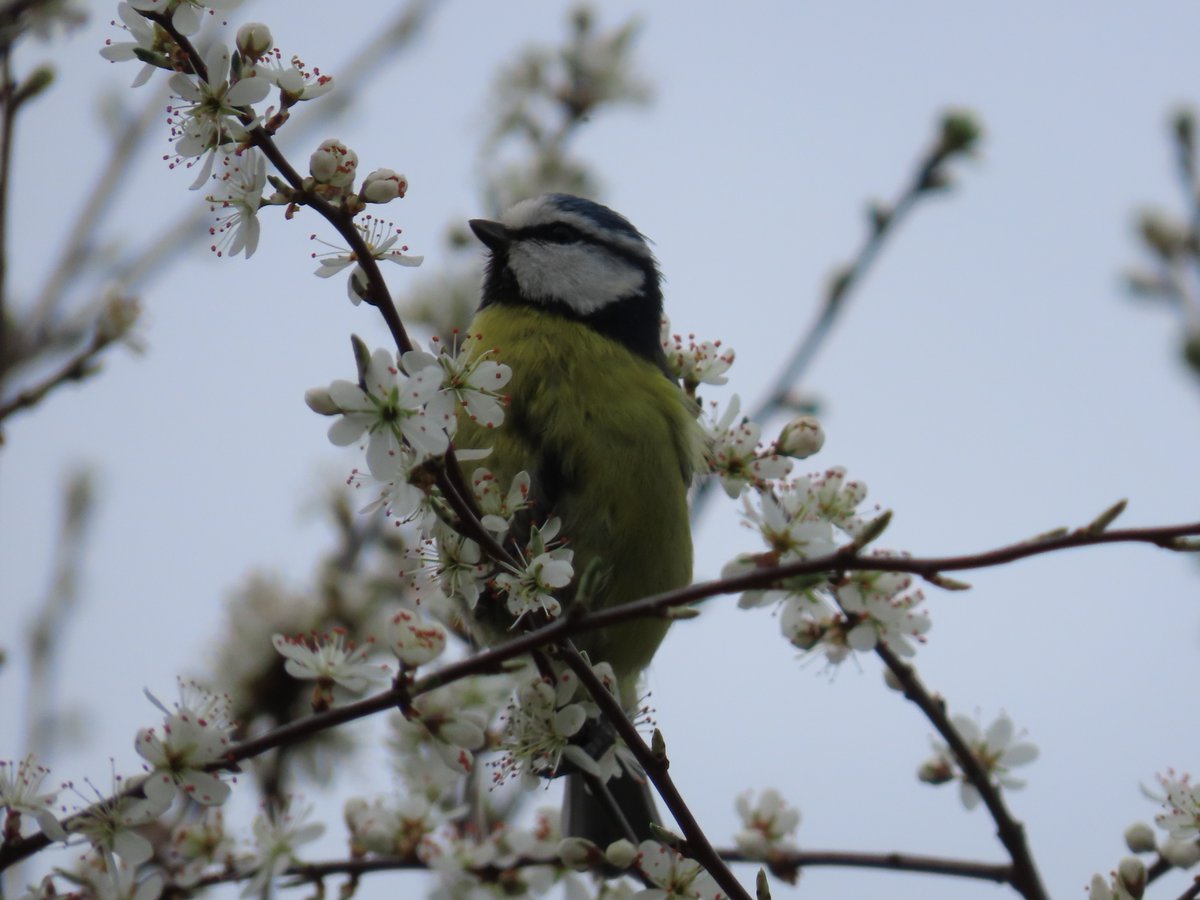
[540,223,579,244]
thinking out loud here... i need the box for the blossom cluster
[916,711,1038,809]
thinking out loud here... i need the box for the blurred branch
[25,84,166,336]
[22,467,95,759]
[0,326,107,425]
[691,109,983,521]
[116,0,438,292]
[0,46,14,367]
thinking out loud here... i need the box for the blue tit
[456,193,701,846]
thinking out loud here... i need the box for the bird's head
[469,193,665,365]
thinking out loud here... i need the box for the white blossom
[167,43,270,188]
[312,214,424,303]
[702,395,792,497]
[272,629,389,695]
[134,680,234,806]
[239,797,324,898]
[0,754,67,841]
[733,789,799,859]
[205,150,266,258]
[634,840,724,899]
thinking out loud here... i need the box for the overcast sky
[4,2,1200,898]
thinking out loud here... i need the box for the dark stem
[875,644,1047,900]
[558,640,752,900]
[690,120,968,521]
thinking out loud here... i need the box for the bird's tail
[563,766,661,849]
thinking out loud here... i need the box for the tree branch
[875,643,1046,900]
[3,513,1195,872]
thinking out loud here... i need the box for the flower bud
[937,109,982,157]
[1160,837,1200,869]
[776,416,824,459]
[1116,857,1145,898]
[236,22,273,59]
[557,837,601,871]
[310,139,357,187]
[388,608,447,667]
[361,168,409,203]
[1123,822,1156,854]
[304,387,339,416]
[1087,874,1113,900]
[604,838,636,869]
[882,666,904,692]
[917,757,954,785]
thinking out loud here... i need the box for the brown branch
[4,514,1196,871]
[724,847,1011,885]
[875,644,1046,900]
[158,844,1014,895]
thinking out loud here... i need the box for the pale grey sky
[4,2,1200,898]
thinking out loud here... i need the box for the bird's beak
[468,218,511,253]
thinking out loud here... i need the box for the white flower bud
[309,139,357,187]
[776,416,824,459]
[1160,837,1200,869]
[1123,822,1156,854]
[388,608,447,667]
[1088,874,1113,900]
[557,837,601,871]
[604,838,637,869]
[361,168,409,203]
[236,22,273,59]
[882,666,904,692]
[1116,857,1145,897]
[304,387,339,416]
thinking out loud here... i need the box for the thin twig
[875,644,1046,900]
[557,640,751,900]
[0,330,109,424]
[691,113,980,521]
[156,844,1013,895]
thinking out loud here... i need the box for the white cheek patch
[507,242,645,315]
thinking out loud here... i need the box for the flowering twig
[557,640,752,900]
[875,643,1046,900]
[149,11,511,569]
[156,844,1013,895]
[691,110,982,520]
[4,513,1196,872]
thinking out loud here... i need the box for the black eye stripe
[523,222,582,244]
